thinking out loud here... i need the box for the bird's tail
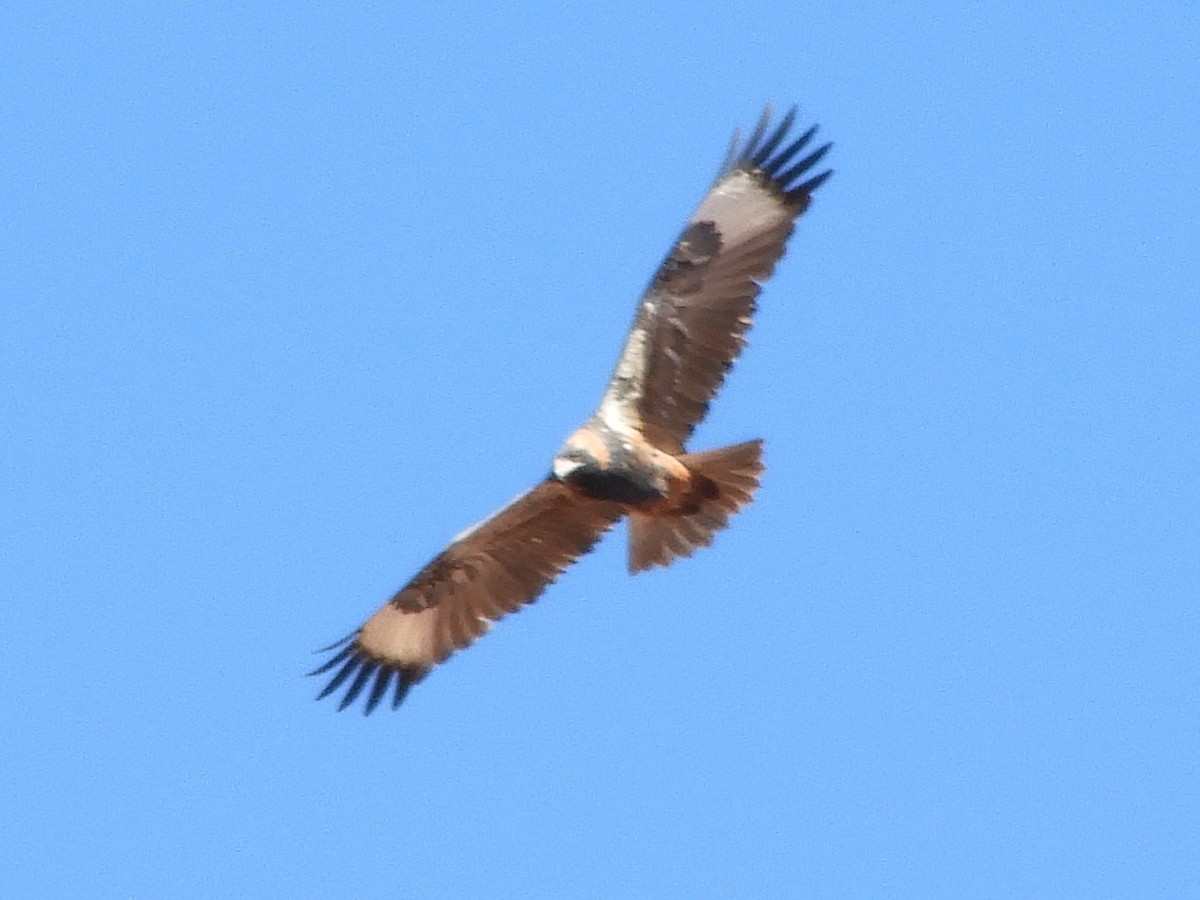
[627,439,764,573]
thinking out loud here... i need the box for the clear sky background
[3,3,1197,898]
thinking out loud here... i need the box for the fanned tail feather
[627,439,764,572]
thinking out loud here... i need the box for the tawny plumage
[312,107,832,712]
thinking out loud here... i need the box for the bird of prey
[312,107,832,713]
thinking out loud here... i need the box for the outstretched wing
[599,107,832,452]
[311,480,623,713]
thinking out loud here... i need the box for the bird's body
[312,107,832,712]
[553,419,692,509]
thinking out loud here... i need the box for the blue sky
[3,3,1197,897]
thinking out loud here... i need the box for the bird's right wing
[311,479,624,713]
[598,107,831,452]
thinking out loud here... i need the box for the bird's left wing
[599,107,832,451]
[311,479,624,713]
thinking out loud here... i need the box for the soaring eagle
[312,107,832,712]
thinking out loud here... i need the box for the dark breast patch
[565,465,663,505]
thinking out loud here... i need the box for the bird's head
[552,427,609,481]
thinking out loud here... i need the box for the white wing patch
[596,310,652,434]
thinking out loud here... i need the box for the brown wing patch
[311,479,623,713]
[651,221,723,295]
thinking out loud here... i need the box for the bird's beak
[552,457,582,480]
